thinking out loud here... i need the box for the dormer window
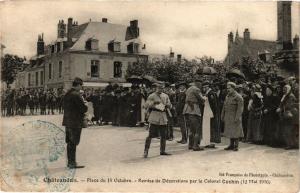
[108,41,121,52]
[85,38,99,51]
[127,42,139,54]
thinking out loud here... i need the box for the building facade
[16,17,148,89]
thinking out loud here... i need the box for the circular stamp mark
[1,120,76,191]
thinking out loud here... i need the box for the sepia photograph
[0,0,299,192]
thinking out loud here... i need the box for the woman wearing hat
[276,84,299,149]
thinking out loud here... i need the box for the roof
[225,37,277,64]
[70,21,143,54]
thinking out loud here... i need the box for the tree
[1,54,26,88]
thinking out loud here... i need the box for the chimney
[57,19,66,38]
[102,18,108,23]
[177,54,182,62]
[130,20,139,38]
[170,52,174,58]
[293,35,299,49]
[67,17,73,45]
[37,33,45,56]
[244,28,250,42]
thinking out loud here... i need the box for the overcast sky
[0,1,299,60]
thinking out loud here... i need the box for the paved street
[1,115,299,192]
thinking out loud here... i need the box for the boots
[188,134,194,149]
[224,138,234,150]
[192,135,204,151]
[144,137,151,158]
[233,139,239,151]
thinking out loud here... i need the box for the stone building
[16,17,148,89]
[224,29,277,65]
[224,1,299,76]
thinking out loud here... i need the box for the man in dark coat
[175,81,188,144]
[62,77,87,169]
[202,81,221,144]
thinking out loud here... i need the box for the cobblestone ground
[1,115,299,192]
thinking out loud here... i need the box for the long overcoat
[221,91,244,138]
[62,88,88,129]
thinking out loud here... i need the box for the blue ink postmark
[1,120,76,191]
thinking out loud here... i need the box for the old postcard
[0,0,299,192]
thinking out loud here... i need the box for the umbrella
[126,75,142,83]
[202,66,217,75]
[226,69,246,80]
[142,75,158,85]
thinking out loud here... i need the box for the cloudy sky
[0,1,299,60]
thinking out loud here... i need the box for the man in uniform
[183,79,205,151]
[143,82,172,158]
[62,77,87,168]
[221,82,244,151]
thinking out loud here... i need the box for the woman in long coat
[277,84,299,149]
[262,86,280,146]
[221,82,244,151]
[246,92,264,144]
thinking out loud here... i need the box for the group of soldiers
[1,87,65,116]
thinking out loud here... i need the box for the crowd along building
[16,17,148,89]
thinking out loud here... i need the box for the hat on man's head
[202,81,210,87]
[175,81,188,89]
[227,81,237,88]
[152,81,165,88]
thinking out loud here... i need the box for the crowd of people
[1,72,299,153]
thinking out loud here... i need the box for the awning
[83,82,132,88]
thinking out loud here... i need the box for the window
[35,71,39,86]
[91,60,100,77]
[49,63,52,79]
[114,61,122,78]
[28,73,31,86]
[51,45,55,53]
[127,42,139,54]
[108,41,121,52]
[40,71,44,85]
[59,61,63,78]
[86,38,99,50]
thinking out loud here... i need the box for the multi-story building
[16,17,148,89]
[224,1,299,76]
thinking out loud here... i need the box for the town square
[0,1,299,192]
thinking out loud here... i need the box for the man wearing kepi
[143,81,172,158]
[183,79,206,151]
[63,77,88,168]
[221,82,244,151]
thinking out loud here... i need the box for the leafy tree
[1,54,26,87]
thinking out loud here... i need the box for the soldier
[28,91,35,115]
[143,82,172,158]
[221,82,244,151]
[39,90,47,115]
[175,81,188,144]
[183,79,205,151]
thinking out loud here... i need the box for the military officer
[175,81,188,144]
[221,82,244,151]
[183,79,205,151]
[143,81,172,158]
